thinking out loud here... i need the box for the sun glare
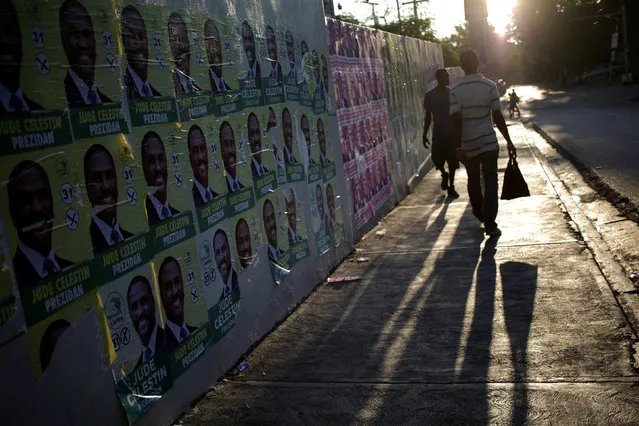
[487,0,516,35]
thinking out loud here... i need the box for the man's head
[84,144,118,225]
[282,108,293,152]
[187,124,208,187]
[300,40,308,56]
[460,49,479,75]
[204,19,222,78]
[158,256,184,325]
[168,12,189,75]
[247,113,262,163]
[285,29,295,67]
[219,121,236,178]
[315,184,324,219]
[127,275,156,347]
[321,55,329,90]
[266,106,277,131]
[121,6,148,80]
[0,0,22,91]
[301,114,310,158]
[286,189,296,233]
[241,21,256,67]
[263,199,277,248]
[235,218,252,268]
[213,229,231,283]
[326,184,335,221]
[39,318,70,372]
[141,131,168,203]
[435,68,449,87]
[317,118,326,157]
[265,25,277,64]
[60,0,96,82]
[8,161,54,255]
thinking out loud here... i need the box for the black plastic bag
[501,157,530,200]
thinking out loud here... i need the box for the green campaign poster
[182,116,230,232]
[311,49,326,114]
[200,15,242,116]
[134,122,192,240]
[74,134,151,284]
[47,0,125,139]
[300,112,321,184]
[0,0,72,151]
[280,25,299,103]
[309,181,332,256]
[195,221,240,343]
[265,104,287,186]
[0,222,19,330]
[231,17,264,108]
[230,208,261,275]
[261,22,285,105]
[297,40,313,108]
[244,106,278,200]
[166,8,217,121]
[282,184,309,267]
[116,0,178,127]
[218,114,254,216]
[258,193,289,284]
[280,106,304,183]
[152,238,211,379]
[321,53,337,115]
[315,113,336,182]
[325,177,345,248]
[25,289,103,380]
[104,263,173,425]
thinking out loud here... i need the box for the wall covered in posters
[1,2,444,425]
[326,18,445,234]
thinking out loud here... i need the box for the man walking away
[451,50,516,237]
[423,69,459,198]
[509,89,520,119]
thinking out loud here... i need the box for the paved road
[510,84,639,208]
[179,125,639,425]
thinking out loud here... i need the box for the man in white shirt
[141,131,180,225]
[265,25,282,80]
[262,199,282,264]
[60,0,111,107]
[121,5,161,100]
[127,275,169,369]
[8,161,73,288]
[282,108,297,164]
[0,0,44,114]
[168,12,200,96]
[248,113,269,178]
[285,188,301,245]
[285,29,296,78]
[204,19,231,94]
[213,229,239,300]
[188,124,218,207]
[451,50,516,237]
[317,118,331,167]
[220,121,245,192]
[241,21,261,80]
[158,256,196,348]
[83,144,133,254]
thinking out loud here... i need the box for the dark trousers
[465,150,499,230]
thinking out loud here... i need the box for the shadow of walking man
[500,261,538,425]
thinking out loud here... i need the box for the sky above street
[336,0,516,37]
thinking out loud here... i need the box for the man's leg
[465,155,483,221]
[481,150,499,232]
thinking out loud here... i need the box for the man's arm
[452,111,462,151]
[423,94,431,148]
[492,109,517,157]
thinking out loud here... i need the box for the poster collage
[0,0,343,422]
[326,18,393,229]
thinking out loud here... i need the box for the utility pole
[395,0,402,25]
[465,0,490,76]
[359,1,380,26]
[621,1,630,77]
[402,0,428,19]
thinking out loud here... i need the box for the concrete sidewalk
[180,124,639,425]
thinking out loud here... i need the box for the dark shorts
[432,137,459,170]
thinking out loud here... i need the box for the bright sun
[486,0,517,35]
